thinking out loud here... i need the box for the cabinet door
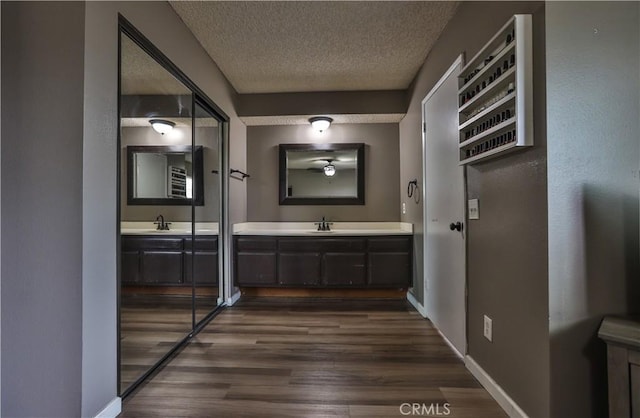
[236,252,277,286]
[323,253,366,286]
[278,253,322,286]
[121,251,140,284]
[368,252,411,287]
[141,251,183,284]
[184,251,218,285]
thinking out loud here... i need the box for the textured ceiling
[170,1,459,94]
[121,34,190,95]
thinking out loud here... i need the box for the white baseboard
[465,355,528,418]
[406,291,427,317]
[436,328,464,359]
[94,397,121,418]
[406,292,464,359]
[226,290,241,306]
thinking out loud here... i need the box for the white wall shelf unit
[458,14,533,165]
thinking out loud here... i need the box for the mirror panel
[119,32,195,394]
[127,145,204,206]
[193,101,222,325]
[279,143,365,205]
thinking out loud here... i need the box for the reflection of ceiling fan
[306,159,336,177]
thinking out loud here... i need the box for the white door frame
[421,54,467,356]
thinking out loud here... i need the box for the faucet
[154,214,171,231]
[315,216,333,231]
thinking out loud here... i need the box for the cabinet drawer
[123,236,183,251]
[368,237,411,252]
[236,237,277,252]
[278,238,324,252]
[319,238,366,252]
[279,238,365,252]
[184,236,218,251]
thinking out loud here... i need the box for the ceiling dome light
[149,119,175,135]
[309,116,333,133]
[323,163,336,177]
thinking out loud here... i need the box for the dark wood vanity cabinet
[368,237,412,287]
[233,235,411,288]
[235,237,278,286]
[184,237,218,285]
[121,235,218,286]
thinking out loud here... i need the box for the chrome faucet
[154,214,171,231]
[315,216,333,231]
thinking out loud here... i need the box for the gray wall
[246,123,400,222]
[0,1,247,416]
[400,2,549,417]
[1,2,85,416]
[120,126,220,222]
[546,2,640,417]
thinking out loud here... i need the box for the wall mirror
[126,145,204,205]
[279,143,365,205]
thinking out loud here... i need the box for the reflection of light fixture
[323,163,336,177]
[309,116,333,132]
[149,119,175,135]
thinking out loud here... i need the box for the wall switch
[483,315,493,342]
[402,202,406,214]
[468,199,479,220]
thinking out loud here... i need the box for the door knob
[449,222,463,232]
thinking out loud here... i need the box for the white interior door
[422,56,466,355]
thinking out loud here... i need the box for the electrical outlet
[402,202,406,214]
[483,315,493,342]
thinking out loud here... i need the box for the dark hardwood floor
[120,297,507,417]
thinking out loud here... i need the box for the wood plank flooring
[121,297,507,418]
[120,294,218,390]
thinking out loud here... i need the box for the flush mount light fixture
[149,119,175,135]
[309,116,333,133]
[323,162,336,177]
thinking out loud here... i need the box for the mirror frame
[126,145,205,206]
[279,143,365,205]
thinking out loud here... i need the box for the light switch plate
[483,315,492,342]
[468,199,479,220]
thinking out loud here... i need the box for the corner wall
[246,123,400,222]
[400,2,549,417]
[546,2,640,417]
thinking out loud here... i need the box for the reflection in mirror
[193,102,222,325]
[279,143,365,205]
[119,32,194,394]
[127,145,204,205]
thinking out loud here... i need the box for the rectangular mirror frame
[126,145,205,206]
[279,143,365,205]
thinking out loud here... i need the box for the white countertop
[121,221,218,235]
[121,221,413,236]
[233,222,413,236]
